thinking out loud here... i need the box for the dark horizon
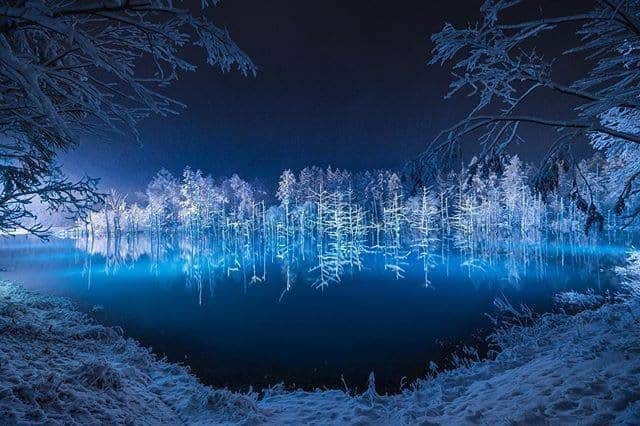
[62,0,586,195]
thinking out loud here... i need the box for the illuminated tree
[104,189,127,236]
[407,187,439,286]
[145,169,180,231]
[383,173,408,278]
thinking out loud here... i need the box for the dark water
[0,235,624,393]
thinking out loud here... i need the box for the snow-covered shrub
[487,295,535,329]
[486,295,536,352]
[554,290,605,311]
[615,250,640,298]
[450,346,480,369]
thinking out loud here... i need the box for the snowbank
[0,281,264,425]
[1,278,639,424]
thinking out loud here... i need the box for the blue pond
[0,235,624,393]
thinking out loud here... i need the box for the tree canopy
[418,0,640,229]
[0,0,254,236]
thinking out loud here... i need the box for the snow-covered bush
[554,290,605,311]
[615,250,640,298]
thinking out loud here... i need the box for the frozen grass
[554,290,606,311]
[1,277,639,424]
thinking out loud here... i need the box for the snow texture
[0,281,264,425]
[554,290,606,310]
[1,279,639,424]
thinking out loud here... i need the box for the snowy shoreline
[1,279,639,425]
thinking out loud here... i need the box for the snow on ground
[1,277,639,425]
[0,281,264,425]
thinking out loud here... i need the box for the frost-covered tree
[146,169,180,231]
[104,189,127,236]
[73,157,639,288]
[221,174,254,221]
[451,170,478,269]
[382,173,408,278]
[500,156,527,239]
[276,170,297,207]
[126,203,147,234]
[276,170,296,242]
[179,166,209,233]
[407,187,439,286]
[426,0,640,231]
[594,109,640,226]
[362,170,392,249]
[0,0,254,236]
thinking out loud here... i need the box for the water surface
[0,235,622,392]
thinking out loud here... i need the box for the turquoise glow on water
[0,234,626,392]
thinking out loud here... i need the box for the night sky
[62,0,587,194]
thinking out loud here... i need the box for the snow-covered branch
[0,0,254,236]
[426,0,640,227]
